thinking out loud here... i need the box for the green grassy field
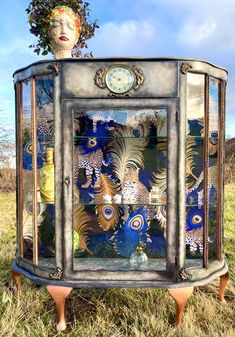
[0,186,234,337]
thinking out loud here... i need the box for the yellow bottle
[39,148,54,204]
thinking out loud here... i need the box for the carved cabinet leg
[12,270,22,292]
[47,285,73,331]
[168,287,194,328]
[219,272,229,304]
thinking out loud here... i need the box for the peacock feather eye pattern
[128,214,145,232]
[101,205,115,221]
[186,208,204,231]
[87,137,97,148]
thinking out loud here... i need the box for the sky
[0,0,235,137]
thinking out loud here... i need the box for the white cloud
[149,0,235,52]
[88,20,156,56]
[177,20,217,46]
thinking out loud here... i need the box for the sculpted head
[27,1,98,58]
[48,6,82,58]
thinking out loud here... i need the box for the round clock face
[106,66,135,94]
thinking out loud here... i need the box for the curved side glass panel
[36,75,55,267]
[186,73,205,267]
[22,80,33,260]
[208,77,219,260]
[72,109,168,271]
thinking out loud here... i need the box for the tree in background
[0,117,16,192]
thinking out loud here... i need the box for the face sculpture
[48,6,81,58]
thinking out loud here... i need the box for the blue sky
[0,0,235,137]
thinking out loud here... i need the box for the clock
[105,65,135,94]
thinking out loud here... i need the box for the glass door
[63,99,178,281]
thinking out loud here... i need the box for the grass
[0,186,234,337]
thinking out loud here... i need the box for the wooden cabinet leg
[219,271,229,304]
[168,287,194,328]
[12,270,22,292]
[47,285,73,331]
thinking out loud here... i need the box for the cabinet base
[12,261,229,331]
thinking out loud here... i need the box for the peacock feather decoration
[111,124,150,185]
[111,208,151,258]
[73,204,93,254]
[92,173,121,231]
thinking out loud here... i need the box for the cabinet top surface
[13,56,228,77]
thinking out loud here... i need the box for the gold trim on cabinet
[180,62,193,74]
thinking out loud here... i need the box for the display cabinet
[12,58,229,328]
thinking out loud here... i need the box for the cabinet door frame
[62,98,179,285]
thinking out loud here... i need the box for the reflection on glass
[187,73,205,137]
[186,73,205,266]
[36,76,55,264]
[73,109,168,138]
[208,203,217,259]
[186,138,203,195]
[208,77,219,260]
[73,109,167,271]
[22,81,33,260]
[185,136,204,266]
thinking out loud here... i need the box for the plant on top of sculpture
[26,0,99,57]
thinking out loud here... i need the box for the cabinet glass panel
[186,73,205,137]
[186,73,205,266]
[73,109,167,271]
[36,75,55,266]
[208,77,219,260]
[185,138,204,266]
[22,81,33,260]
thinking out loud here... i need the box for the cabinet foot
[219,272,229,304]
[46,285,73,331]
[168,287,194,328]
[12,270,22,292]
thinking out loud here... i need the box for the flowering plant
[26,0,99,57]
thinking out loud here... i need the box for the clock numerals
[106,66,135,94]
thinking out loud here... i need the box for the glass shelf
[186,135,219,141]
[186,203,217,207]
[73,136,167,140]
[186,135,204,139]
[73,202,167,206]
[73,258,166,272]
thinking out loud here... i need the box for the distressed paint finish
[62,61,178,98]
[13,258,228,288]
[54,73,63,270]
[178,65,187,271]
[13,58,228,288]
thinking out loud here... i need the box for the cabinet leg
[12,270,22,292]
[168,287,194,328]
[46,285,73,331]
[219,272,229,304]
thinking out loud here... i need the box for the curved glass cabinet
[13,58,228,290]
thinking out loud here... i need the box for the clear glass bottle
[130,241,148,268]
